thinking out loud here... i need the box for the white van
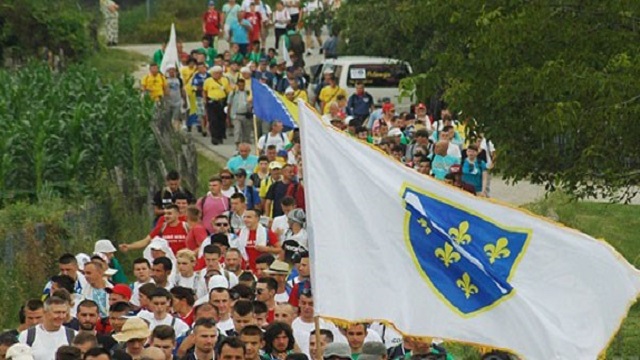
[309,56,414,112]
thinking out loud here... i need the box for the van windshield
[346,63,411,88]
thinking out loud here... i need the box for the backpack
[26,326,75,347]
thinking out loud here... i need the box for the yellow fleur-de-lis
[434,242,461,267]
[417,218,432,235]
[448,221,472,245]
[484,237,511,264]
[456,272,479,299]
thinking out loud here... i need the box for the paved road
[118,38,638,206]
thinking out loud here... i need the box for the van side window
[347,63,410,88]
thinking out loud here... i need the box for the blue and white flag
[298,101,640,359]
[251,80,297,130]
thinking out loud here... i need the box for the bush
[119,0,204,44]
[0,0,97,62]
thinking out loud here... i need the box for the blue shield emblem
[402,185,531,316]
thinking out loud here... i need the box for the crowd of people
[0,1,510,360]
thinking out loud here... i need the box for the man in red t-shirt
[244,3,262,44]
[202,1,222,46]
[237,209,280,272]
[119,205,189,256]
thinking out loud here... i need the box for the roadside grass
[84,48,148,80]
[197,151,224,195]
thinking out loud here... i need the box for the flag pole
[314,316,322,360]
[253,114,260,156]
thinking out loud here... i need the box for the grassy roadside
[84,48,149,80]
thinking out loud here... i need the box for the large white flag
[160,23,181,75]
[298,102,640,359]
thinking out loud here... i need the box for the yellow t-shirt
[292,89,309,103]
[319,85,347,114]
[203,76,232,101]
[141,73,167,101]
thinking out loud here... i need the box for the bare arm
[119,236,151,252]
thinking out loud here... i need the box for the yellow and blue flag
[251,80,298,130]
[298,101,640,359]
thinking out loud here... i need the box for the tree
[336,0,640,202]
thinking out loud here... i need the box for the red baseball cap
[417,103,427,109]
[106,284,132,301]
[382,103,395,112]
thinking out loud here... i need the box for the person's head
[150,325,176,360]
[24,299,44,327]
[217,337,246,360]
[287,208,305,232]
[273,304,294,326]
[208,176,222,195]
[418,156,432,175]
[209,288,231,318]
[203,245,223,271]
[298,289,314,321]
[355,82,366,95]
[163,204,180,224]
[76,300,100,331]
[240,325,264,360]
[238,271,257,289]
[271,121,283,134]
[225,248,242,272]
[230,193,247,213]
[266,146,278,162]
[176,249,196,276]
[149,63,159,75]
[466,143,479,160]
[140,347,165,360]
[165,170,181,191]
[255,254,275,279]
[281,164,293,181]
[242,209,261,229]
[166,66,177,78]
[58,253,79,279]
[150,288,172,316]
[257,156,269,173]
[345,323,368,353]
[133,258,152,283]
[439,125,454,141]
[0,334,18,360]
[264,322,295,354]
[232,300,255,332]
[279,196,296,217]
[56,345,82,360]
[109,302,131,333]
[194,302,219,323]
[310,330,334,360]
[255,277,277,303]
[43,296,69,330]
[296,252,310,278]
[220,169,235,188]
[194,319,219,354]
[213,216,231,235]
[198,62,207,74]
[173,193,190,214]
[170,286,195,314]
[72,333,97,357]
[434,141,449,156]
[83,347,111,360]
[107,284,133,307]
[252,301,268,329]
[152,257,173,285]
[202,36,211,48]
[138,283,158,310]
[50,274,75,295]
[275,0,284,10]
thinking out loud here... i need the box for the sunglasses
[215,223,229,227]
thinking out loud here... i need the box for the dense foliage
[0,64,159,205]
[0,0,98,62]
[119,0,204,44]
[336,0,640,202]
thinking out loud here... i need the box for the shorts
[196,97,206,116]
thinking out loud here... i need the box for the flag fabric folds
[160,23,181,75]
[298,101,640,359]
[251,80,298,130]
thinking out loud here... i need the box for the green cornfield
[0,63,160,205]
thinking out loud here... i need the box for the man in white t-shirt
[257,121,290,153]
[210,288,235,334]
[271,196,296,243]
[19,297,76,360]
[291,290,338,357]
[130,258,155,308]
[173,249,208,299]
[138,289,190,337]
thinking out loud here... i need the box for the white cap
[388,128,403,137]
[208,274,229,290]
[285,87,294,94]
[165,64,176,70]
[210,65,223,73]
[6,344,34,360]
[76,253,91,271]
[94,239,117,253]
[323,68,334,75]
[149,237,168,252]
[240,67,251,74]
